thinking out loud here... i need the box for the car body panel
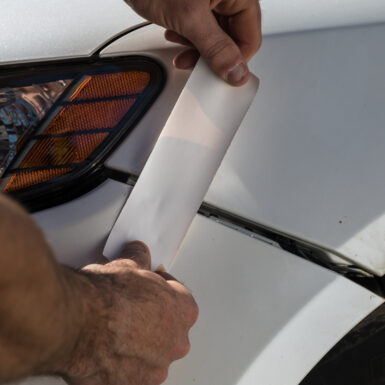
[206,22,385,275]
[260,0,385,35]
[102,25,191,175]
[168,216,382,385]
[2,1,385,65]
[32,180,132,268]
[0,0,144,65]
[2,4,385,385]
[10,215,384,385]
[103,22,385,276]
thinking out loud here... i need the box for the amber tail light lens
[0,58,164,211]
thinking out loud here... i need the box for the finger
[164,29,193,47]
[182,9,249,86]
[172,335,191,360]
[219,0,262,61]
[82,263,105,273]
[155,270,180,282]
[153,270,199,326]
[173,48,200,69]
[150,366,169,385]
[66,374,105,385]
[168,280,199,327]
[119,241,151,270]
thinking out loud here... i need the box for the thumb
[183,11,249,86]
[120,241,151,270]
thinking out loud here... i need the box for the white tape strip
[104,58,259,268]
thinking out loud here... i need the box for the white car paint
[103,22,385,276]
[104,26,191,175]
[19,214,384,385]
[2,2,385,385]
[260,0,385,35]
[166,215,383,385]
[0,0,144,65]
[2,0,385,64]
[33,180,132,268]
[205,22,385,275]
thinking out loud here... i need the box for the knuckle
[173,289,199,326]
[204,37,235,62]
[141,269,170,288]
[121,242,150,259]
[171,337,191,360]
[178,340,191,358]
[181,2,199,16]
[189,299,199,325]
[256,34,262,51]
[245,34,262,59]
[179,1,200,19]
[152,367,169,385]
[173,4,201,34]
[82,263,104,273]
[107,258,136,271]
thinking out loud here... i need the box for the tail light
[0,58,164,211]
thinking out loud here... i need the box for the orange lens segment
[69,71,150,101]
[20,133,109,168]
[3,167,73,193]
[43,99,136,135]
[3,69,151,192]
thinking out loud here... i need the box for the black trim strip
[103,167,383,295]
[34,128,114,139]
[103,166,322,257]
[60,94,142,105]
[9,163,83,173]
[93,22,152,56]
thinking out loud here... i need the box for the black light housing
[0,56,165,211]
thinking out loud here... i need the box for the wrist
[34,267,104,376]
[46,268,110,379]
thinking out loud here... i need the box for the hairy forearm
[0,195,92,383]
[0,195,198,385]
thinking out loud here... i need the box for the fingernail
[226,62,248,85]
[123,241,148,255]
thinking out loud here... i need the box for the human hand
[61,241,198,385]
[125,0,262,86]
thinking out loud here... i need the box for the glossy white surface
[0,0,144,64]
[206,22,385,275]
[102,22,385,275]
[2,1,385,64]
[165,215,383,385]
[102,25,191,175]
[11,215,383,385]
[32,180,131,268]
[104,59,258,267]
[2,5,384,385]
[260,0,385,35]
